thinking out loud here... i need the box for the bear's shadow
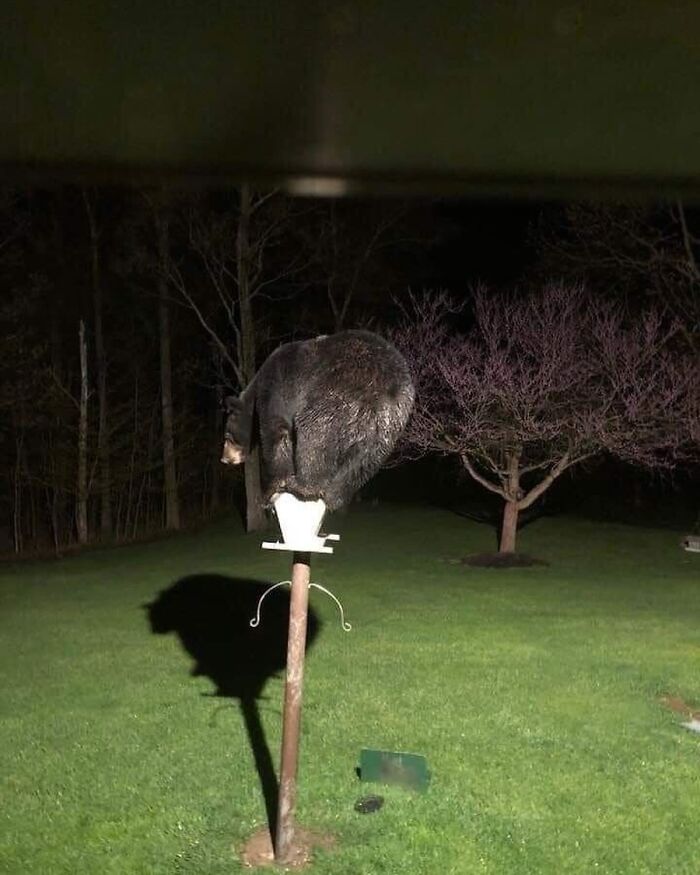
[145,574,320,840]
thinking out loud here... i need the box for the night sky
[428,199,546,288]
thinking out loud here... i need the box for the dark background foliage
[1,188,697,555]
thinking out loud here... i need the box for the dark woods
[0,187,424,554]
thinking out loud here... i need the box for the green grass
[1,505,700,874]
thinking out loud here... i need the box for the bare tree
[535,201,700,351]
[169,186,303,532]
[234,185,265,531]
[304,201,405,331]
[0,206,60,553]
[394,284,698,553]
[82,189,112,538]
[153,203,181,530]
[76,320,89,545]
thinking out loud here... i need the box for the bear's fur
[221,330,414,511]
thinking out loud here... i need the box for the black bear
[221,330,414,510]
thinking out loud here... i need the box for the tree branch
[460,453,506,498]
[518,451,575,509]
[168,264,243,386]
[676,200,700,282]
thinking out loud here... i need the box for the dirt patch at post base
[240,826,337,869]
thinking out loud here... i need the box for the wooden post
[275,551,311,865]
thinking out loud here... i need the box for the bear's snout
[221,440,245,465]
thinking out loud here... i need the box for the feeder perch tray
[262,492,340,554]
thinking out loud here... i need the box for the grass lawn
[1,505,699,874]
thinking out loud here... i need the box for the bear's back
[312,330,411,404]
[252,330,413,427]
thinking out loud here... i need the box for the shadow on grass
[145,574,320,842]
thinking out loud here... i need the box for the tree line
[1,189,698,556]
[0,187,416,554]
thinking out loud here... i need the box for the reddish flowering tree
[393,283,698,553]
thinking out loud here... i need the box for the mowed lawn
[1,505,699,874]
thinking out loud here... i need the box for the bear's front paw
[263,487,285,508]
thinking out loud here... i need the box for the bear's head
[221,395,250,465]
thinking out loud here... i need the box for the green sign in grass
[359,748,430,793]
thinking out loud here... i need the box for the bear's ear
[224,395,242,414]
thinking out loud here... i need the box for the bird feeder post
[274,551,311,865]
[259,494,341,866]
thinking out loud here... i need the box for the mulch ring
[240,826,337,869]
[660,694,700,721]
[453,552,549,568]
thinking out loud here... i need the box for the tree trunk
[83,190,112,539]
[46,485,59,554]
[237,184,266,532]
[12,429,23,554]
[499,450,522,553]
[50,192,70,551]
[156,210,180,531]
[27,472,38,547]
[210,401,223,513]
[123,373,140,539]
[76,320,89,545]
[499,500,519,553]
